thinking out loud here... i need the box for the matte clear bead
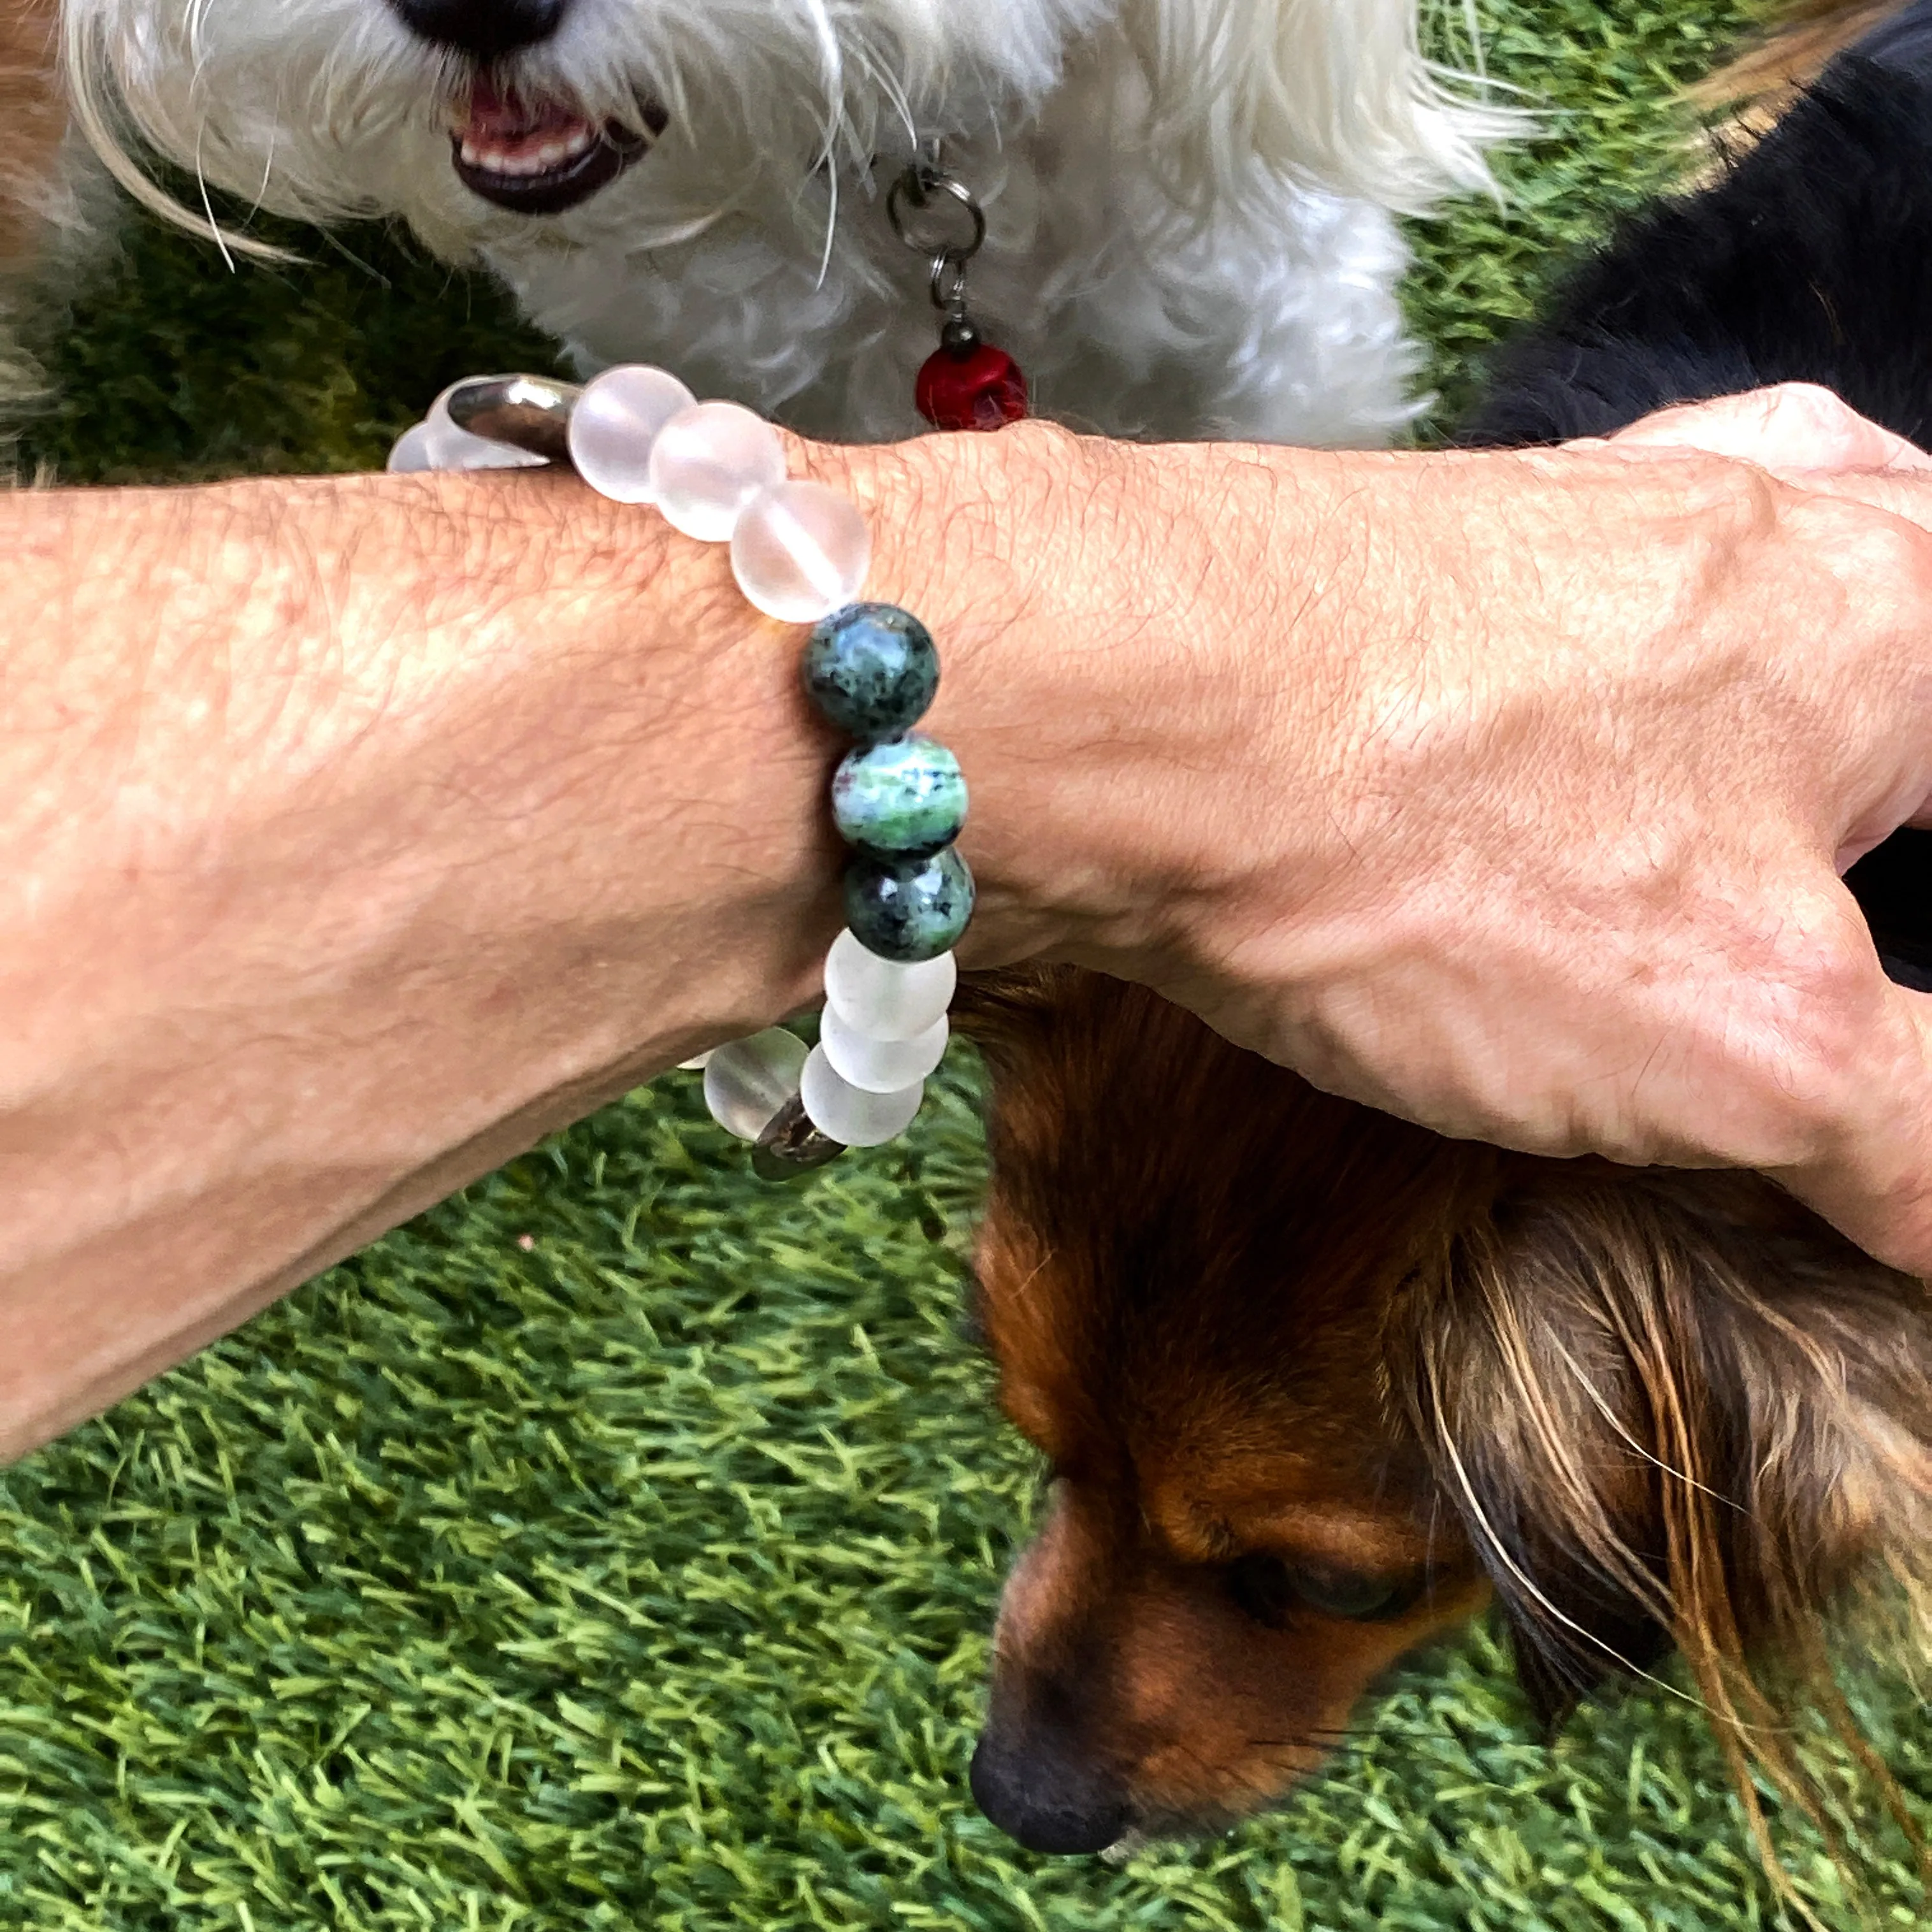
[820,1001,948,1093]
[800,1044,923,1146]
[387,422,435,473]
[422,380,548,472]
[731,481,870,623]
[648,401,786,542]
[702,1027,807,1141]
[568,364,697,504]
[823,927,956,1041]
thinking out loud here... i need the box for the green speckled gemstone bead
[802,603,939,743]
[831,733,967,858]
[844,846,975,963]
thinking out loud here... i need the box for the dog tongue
[463,79,587,143]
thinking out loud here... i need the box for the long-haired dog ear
[1387,1168,1932,1842]
[1118,0,1519,214]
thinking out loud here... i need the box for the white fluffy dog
[56,0,1517,442]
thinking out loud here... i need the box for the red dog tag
[916,341,1029,431]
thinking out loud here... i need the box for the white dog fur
[57,0,1518,443]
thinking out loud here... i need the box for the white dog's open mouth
[450,82,666,215]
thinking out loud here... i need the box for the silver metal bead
[444,373,585,466]
[751,1093,847,1181]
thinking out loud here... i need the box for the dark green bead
[844,847,974,963]
[832,734,967,858]
[803,603,939,743]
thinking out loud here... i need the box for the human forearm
[0,468,852,1453]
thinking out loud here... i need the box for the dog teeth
[458,122,597,178]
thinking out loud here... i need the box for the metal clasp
[886,157,987,327]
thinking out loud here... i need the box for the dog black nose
[387,0,566,61]
[969,1726,1132,1857]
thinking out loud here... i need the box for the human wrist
[384,466,851,1048]
[243,465,846,1046]
[796,426,1364,979]
[402,377,1055,1168]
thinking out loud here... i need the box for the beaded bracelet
[388,369,971,1179]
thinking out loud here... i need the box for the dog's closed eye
[1224,1552,1428,1627]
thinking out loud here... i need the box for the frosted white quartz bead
[703,1027,807,1141]
[822,928,956,1041]
[800,1045,923,1146]
[731,481,871,623]
[421,380,549,472]
[648,401,786,542]
[386,422,436,473]
[568,364,698,504]
[820,1001,948,1093]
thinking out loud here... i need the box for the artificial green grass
[3,1,1929,1926]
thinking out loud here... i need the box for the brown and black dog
[960,0,1932,1870]
[964,975,1930,1857]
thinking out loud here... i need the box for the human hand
[1596,380,1932,476]
[843,387,1932,1272]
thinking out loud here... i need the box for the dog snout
[969,1683,1132,1857]
[387,0,567,61]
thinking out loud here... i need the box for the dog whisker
[191,125,235,273]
